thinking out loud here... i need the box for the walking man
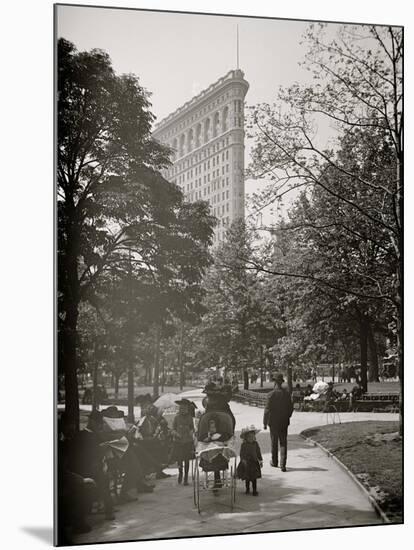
[263,373,294,472]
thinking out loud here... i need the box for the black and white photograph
[54,2,403,546]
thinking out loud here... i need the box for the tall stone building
[153,69,249,244]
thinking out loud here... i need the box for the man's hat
[274,373,284,383]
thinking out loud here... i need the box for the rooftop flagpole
[236,23,239,69]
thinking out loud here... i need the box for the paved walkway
[74,389,397,543]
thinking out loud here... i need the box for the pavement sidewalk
[74,389,396,543]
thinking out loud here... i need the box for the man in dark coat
[263,373,294,472]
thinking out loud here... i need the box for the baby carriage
[193,411,237,513]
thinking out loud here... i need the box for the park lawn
[302,421,402,523]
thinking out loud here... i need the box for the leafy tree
[247,23,402,356]
[58,39,214,428]
[193,221,284,388]
[246,24,402,401]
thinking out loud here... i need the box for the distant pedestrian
[263,373,294,472]
[237,425,263,496]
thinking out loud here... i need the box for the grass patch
[302,421,402,523]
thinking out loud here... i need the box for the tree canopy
[58,39,215,428]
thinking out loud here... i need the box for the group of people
[57,402,174,544]
[58,372,297,542]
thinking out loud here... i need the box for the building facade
[153,69,249,244]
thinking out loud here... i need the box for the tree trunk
[360,317,368,392]
[260,345,264,388]
[178,323,184,391]
[62,301,80,431]
[367,322,380,382]
[287,365,293,394]
[60,207,81,431]
[153,326,161,398]
[243,368,249,390]
[395,269,402,436]
[127,363,134,423]
[92,356,99,412]
[114,372,120,400]
[161,352,165,393]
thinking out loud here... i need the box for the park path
[74,389,397,543]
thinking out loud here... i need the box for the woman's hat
[102,406,125,419]
[240,425,261,438]
[175,398,192,407]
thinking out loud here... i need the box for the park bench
[233,389,400,413]
[351,393,399,413]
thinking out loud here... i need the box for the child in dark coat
[171,399,195,485]
[237,425,263,496]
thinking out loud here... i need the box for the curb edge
[299,433,391,524]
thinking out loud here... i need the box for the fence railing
[233,389,400,413]
[233,389,269,407]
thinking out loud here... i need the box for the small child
[203,419,223,443]
[200,417,228,487]
[171,399,195,486]
[237,425,263,496]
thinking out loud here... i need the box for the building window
[226,203,229,212]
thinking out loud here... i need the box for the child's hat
[240,425,261,438]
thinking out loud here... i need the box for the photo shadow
[21,526,53,545]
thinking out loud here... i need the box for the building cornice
[153,69,249,137]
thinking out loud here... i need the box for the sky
[56,5,343,224]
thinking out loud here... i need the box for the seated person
[323,382,340,411]
[57,441,96,545]
[88,408,152,502]
[304,384,313,397]
[131,404,171,479]
[198,414,233,486]
[340,388,349,400]
[351,384,365,399]
[63,411,116,519]
[292,383,304,401]
[202,418,228,443]
[326,381,340,398]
